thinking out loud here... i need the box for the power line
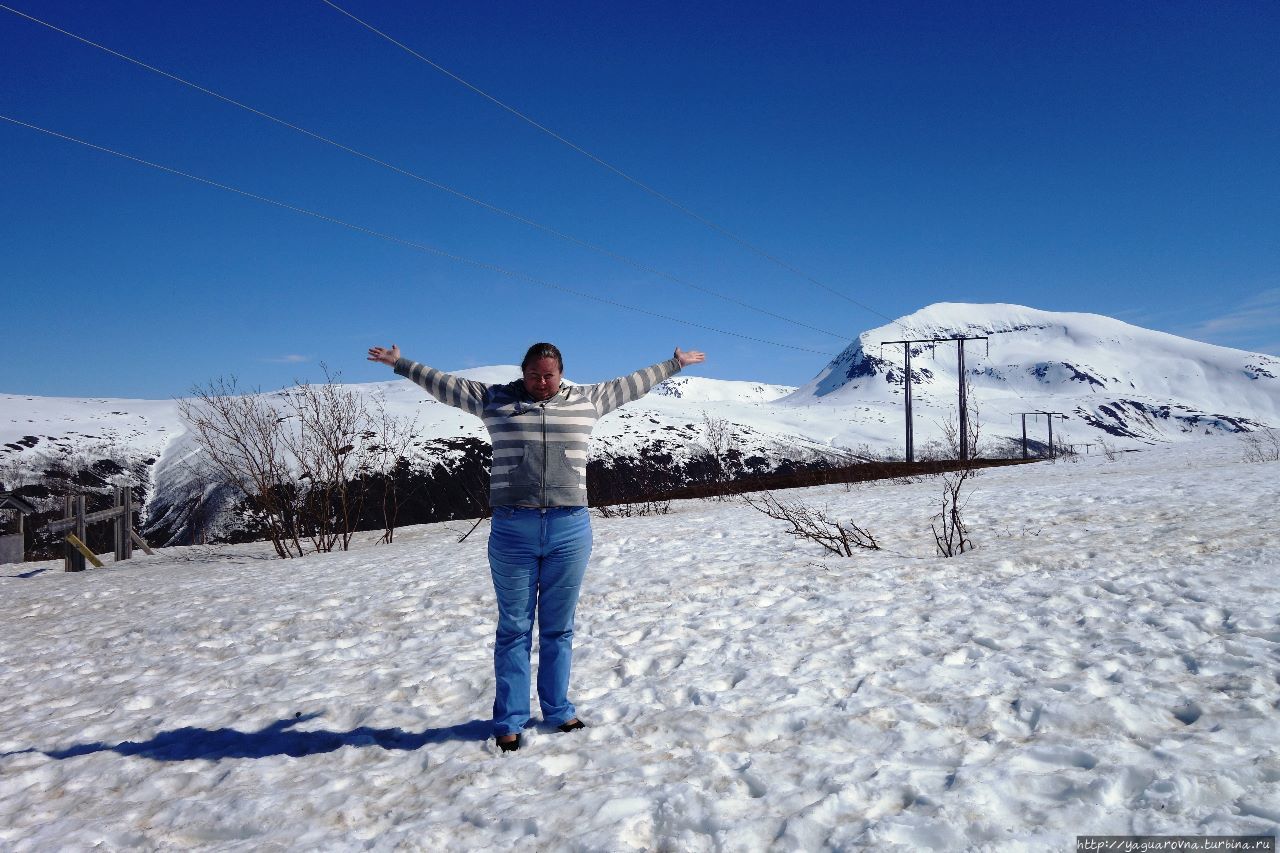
[316,0,897,323]
[0,114,839,356]
[0,2,848,343]
[3,4,1069,419]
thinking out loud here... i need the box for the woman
[367,341,706,751]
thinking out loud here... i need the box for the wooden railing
[42,487,153,572]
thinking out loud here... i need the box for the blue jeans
[487,505,592,736]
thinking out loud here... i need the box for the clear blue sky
[2,0,1278,397]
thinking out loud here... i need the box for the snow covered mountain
[2,303,1277,548]
[784,303,1280,447]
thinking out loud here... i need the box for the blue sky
[2,0,1277,397]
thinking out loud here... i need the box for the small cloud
[1186,288,1280,351]
[263,354,311,364]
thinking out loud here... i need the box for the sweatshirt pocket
[544,443,579,488]
[508,445,542,488]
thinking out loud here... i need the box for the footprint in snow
[1171,702,1202,726]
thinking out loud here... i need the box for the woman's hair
[521,342,563,372]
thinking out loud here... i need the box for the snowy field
[2,438,1278,851]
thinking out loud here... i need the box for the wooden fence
[42,487,153,572]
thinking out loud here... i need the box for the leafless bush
[701,411,731,469]
[279,366,370,553]
[364,393,420,544]
[595,497,671,518]
[0,458,24,493]
[931,466,974,557]
[938,379,982,462]
[993,523,1042,539]
[182,370,443,556]
[1240,429,1280,463]
[915,439,947,462]
[37,443,94,493]
[700,411,735,500]
[178,377,302,559]
[742,490,879,556]
[1098,439,1118,462]
[931,395,981,556]
[845,442,883,462]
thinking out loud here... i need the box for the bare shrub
[846,442,883,462]
[278,366,369,553]
[932,393,981,556]
[700,411,734,499]
[742,490,879,556]
[364,393,420,544]
[37,443,94,493]
[931,466,974,557]
[595,497,671,518]
[182,371,447,555]
[0,457,25,492]
[1098,439,1118,462]
[938,378,982,461]
[915,439,947,462]
[1240,429,1280,463]
[178,377,301,558]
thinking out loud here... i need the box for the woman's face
[523,356,562,401]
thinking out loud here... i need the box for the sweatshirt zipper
[540,402,547,507]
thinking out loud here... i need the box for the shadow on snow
[26,713,491,762]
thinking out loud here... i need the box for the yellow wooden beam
[65,533,105,568]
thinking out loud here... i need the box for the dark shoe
[496,734,521,752]
[557,719,586,733]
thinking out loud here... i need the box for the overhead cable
[0,2,846,342]
[316,0,898,323]
[0,114,837,356]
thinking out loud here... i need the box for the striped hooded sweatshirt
[394,356,682,507]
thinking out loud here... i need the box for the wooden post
[63,495,71,572]
[76,494,88,570]
[113,488,123,562]
[64,495,84,572]
[112,487,133,562]
[122,487,133,560]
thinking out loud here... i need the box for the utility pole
[881,335,988,462]
[880,340,917,461]
[1015,411,1067,458]
[954,337,989,462]
[1040,412,1067,458]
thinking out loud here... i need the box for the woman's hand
[675,347,706,367]
[367,344,401,366]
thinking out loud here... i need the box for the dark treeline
[10,440,1034,561]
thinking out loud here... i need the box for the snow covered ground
[1,437,1278,851]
